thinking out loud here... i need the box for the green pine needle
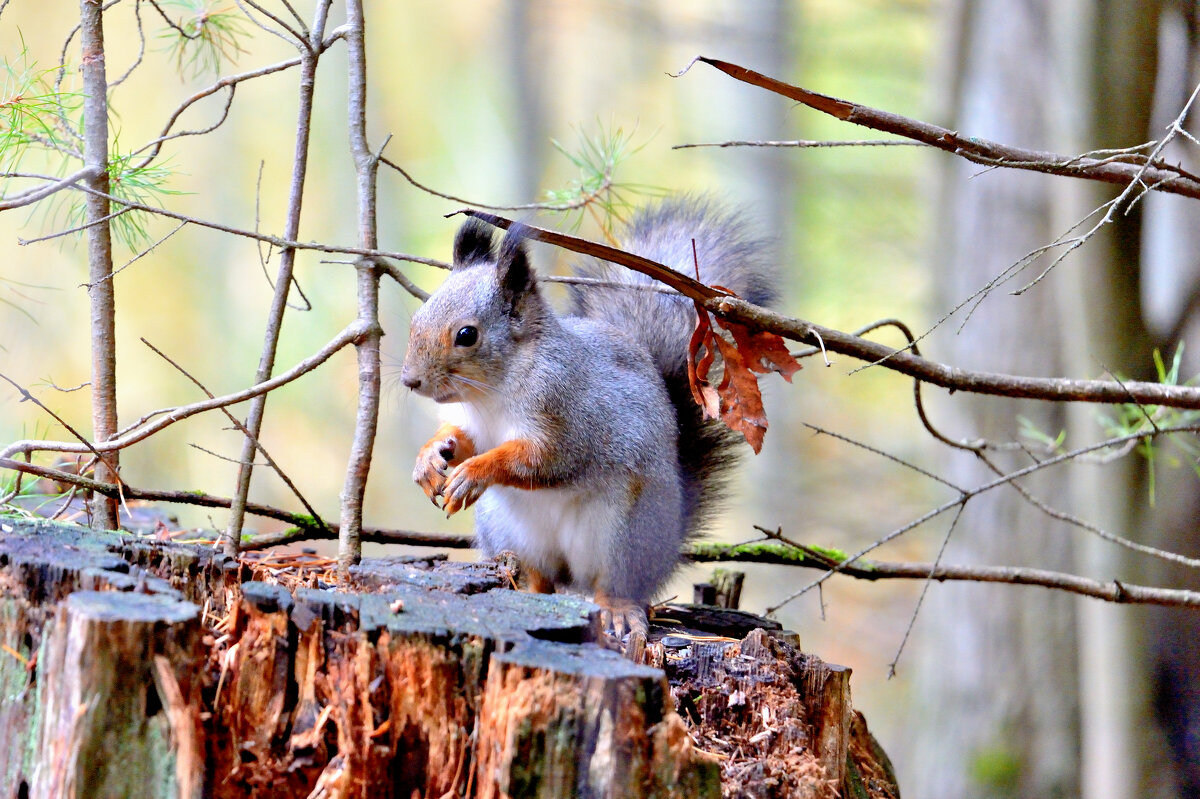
[544,122,662,236]
[155,0,249,80]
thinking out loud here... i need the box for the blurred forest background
[1,1,1199,797]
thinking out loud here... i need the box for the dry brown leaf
[686,296,803,454]
[714,316,803,381]
[711,330,768,453]
[687,301,720,419]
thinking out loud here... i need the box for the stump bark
[0,517,897,797]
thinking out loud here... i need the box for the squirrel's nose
[401,367,421,390]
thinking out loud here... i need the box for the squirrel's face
[401,219,540,404]
[401,274,502,403]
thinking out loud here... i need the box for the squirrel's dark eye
[454,326,478,347]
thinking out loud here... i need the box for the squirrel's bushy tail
[569,196,776,535]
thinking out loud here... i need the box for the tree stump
[0,517,898,797]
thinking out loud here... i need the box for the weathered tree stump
[0,517,898,797]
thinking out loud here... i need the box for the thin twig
[1,322,364,461]
[140,338,331,534]
[381,155,615,213]
[19,207,134,246]
[133,56,306,167]
[887,503,966,678]
[673,139,928,150]
[84,221,186,287]
[338,0,384,573]
[224,0,333,557]
[0,370,126,518]
[465,211,1200,409]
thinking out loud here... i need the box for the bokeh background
[2,1,1198,796]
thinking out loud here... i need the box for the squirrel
[400,197,775,636]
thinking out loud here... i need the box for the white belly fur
[482,485,626,591]
[441,399,626,589]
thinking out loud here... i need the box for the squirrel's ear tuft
[452,219,495,269]
[496,224,535,307]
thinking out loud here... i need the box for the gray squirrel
[400,197,775,634]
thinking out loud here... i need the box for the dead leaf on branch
[687,295,802,454]
[715,315,804,382]
[687,299,721,419]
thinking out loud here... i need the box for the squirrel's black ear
[496,225,535,308]
[452,219,495,269]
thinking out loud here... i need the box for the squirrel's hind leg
[593,588,650,640]
[523,563,556,594]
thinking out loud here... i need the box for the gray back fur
[569,196,776,536]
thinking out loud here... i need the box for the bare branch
[677,56,1200,201]
[338,0,384,572]
[236,0,305,46]
[224,0,333,556]
[381,155,616,213]
[686,540,1200,608]
[0,457,469,550]
[133,56,305,167]
[1,322,364,461]
[109,0,146,88]
[673,139,927,150]
[0,167,101,211]
[465,211,1200,409]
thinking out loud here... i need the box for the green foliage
[1021,344,1200,505]
[48,139,184,251]
[544,123,660,240]
[104,145,184,248]
[1017,415,1065,450]
[0,36,81,173]
[0,36,184,251]
[1097,344,1200,505]
[0,424,69,517]
[969,743,1022,796]
[155,0,249,80]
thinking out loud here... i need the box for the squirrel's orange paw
[413,436,456,505]
[442,458,490,516]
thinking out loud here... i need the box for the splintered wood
[0,519,898,798]
[646,623,899,799]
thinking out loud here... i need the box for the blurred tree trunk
[504,0,547,202]
[913,2,1080,796]
[1060,2,1160,797]
[717,0,797,524]
[1138,3,1200,796]
[915,0,1200,797]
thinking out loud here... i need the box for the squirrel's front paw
[442,457,491,516]
[413,436,457,505]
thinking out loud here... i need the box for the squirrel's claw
[442,459,489,516]
[593,591,649,643]
[413,440,453,503]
